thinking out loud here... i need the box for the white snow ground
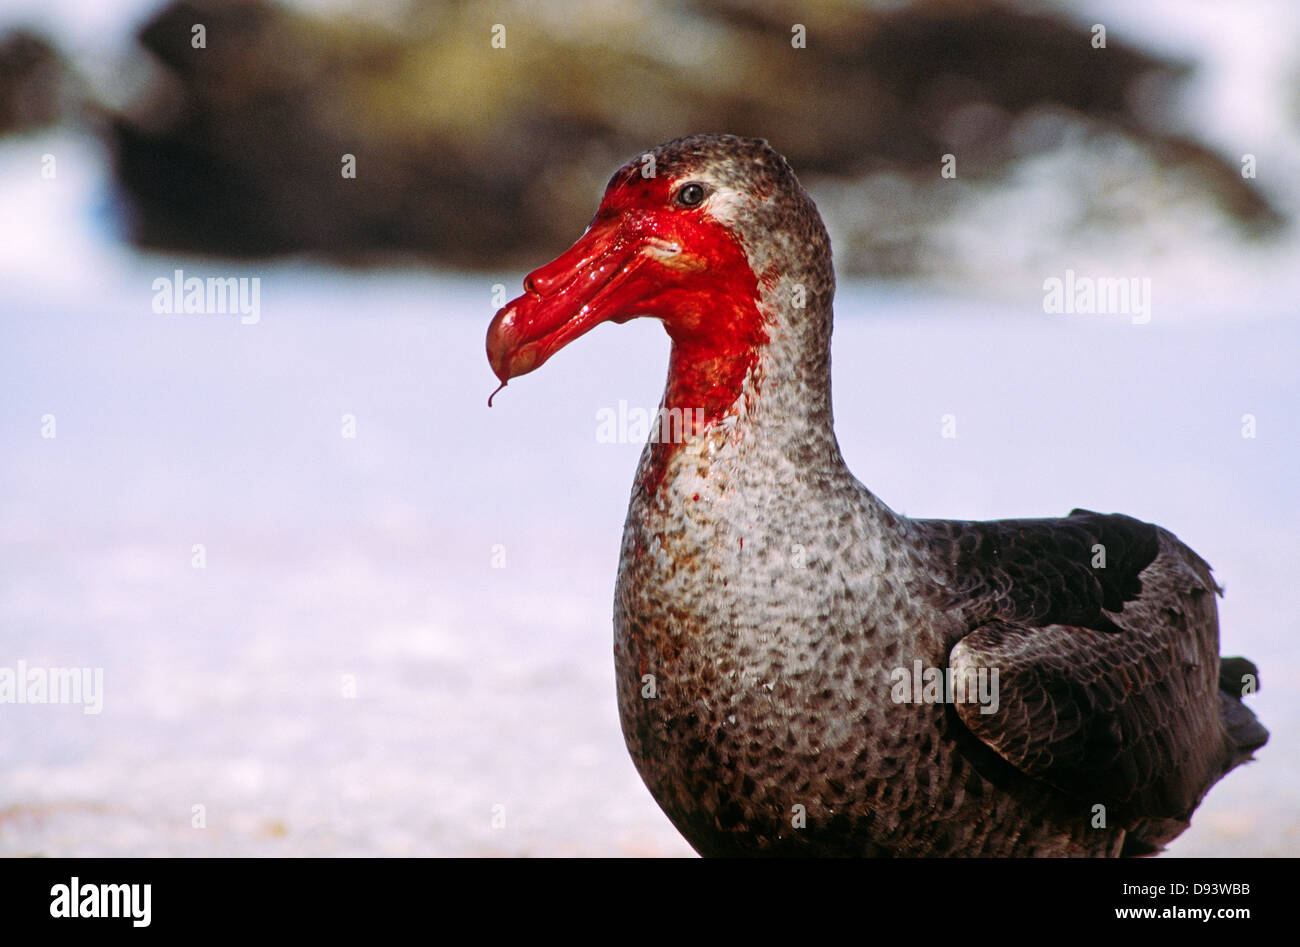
[0,128,1296,856]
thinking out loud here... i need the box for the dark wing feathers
[949,620,1219,824]
[914,509,1160,633]
[914,510,1262,839]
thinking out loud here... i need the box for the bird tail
[1218,656,1268,763]
[1121,657,1267,857]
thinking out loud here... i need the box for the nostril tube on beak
[524,275,540,297]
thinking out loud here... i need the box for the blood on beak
[487,216,660,389]
[485,171,762,411]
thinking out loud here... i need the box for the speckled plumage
[606,135,1266,857]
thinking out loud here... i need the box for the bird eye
[674,182,707,207]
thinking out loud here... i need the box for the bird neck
[636,274,842,496]
[746,273,838,445]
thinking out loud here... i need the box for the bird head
[486,135,835,395]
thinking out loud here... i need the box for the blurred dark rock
[0,29,79,135]
[108,0,1284,273]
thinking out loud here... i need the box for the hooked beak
[486,218,682,387]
